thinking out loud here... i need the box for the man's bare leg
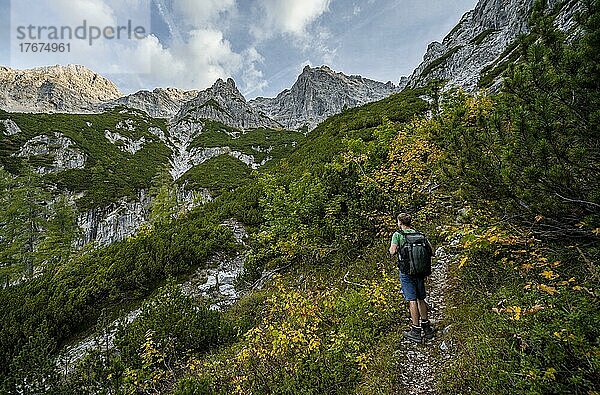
[417,299,428,321]
[409,301,420,326]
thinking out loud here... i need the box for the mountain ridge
[100,87,199,119]
[176,78,282,130]
[0,64,123,113]
[250,65,399,131]
[406,0,583,90]
[0,64,399,131]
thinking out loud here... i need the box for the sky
[0,0,478,98]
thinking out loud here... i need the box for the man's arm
[389,232,399,256]
[389,242,398,256]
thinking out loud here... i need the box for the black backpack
[397,230,432,276]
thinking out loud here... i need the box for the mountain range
[0,64,400,132]
[0,1,581,131]
[1,0,596,392]
[0,0,580,248]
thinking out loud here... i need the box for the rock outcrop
[77,190,151,247]
[99,87,198,119]
[0,64,122,113]
[250,65,398,131]
[1,119,21,136]
[15,132,87,174]
[166,120,272,180]
[104,130,147,154]
[176,78,281,130]
[406,0,583,91]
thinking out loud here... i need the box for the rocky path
[393,244,456,394]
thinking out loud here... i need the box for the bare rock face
[176,78,281,130]
[1,119,21,136]
[104,130,147,154]
[406,0,583,91]
[14,132,87,174]
[250,65,399,131]
[100,87,198,119]
[0,64,123,113]
[78,189,151,247]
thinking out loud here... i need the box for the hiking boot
[403,325,422,343]
[421,320,435,340]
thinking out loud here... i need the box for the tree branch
[554,192,600,210]
[343,271,367,288]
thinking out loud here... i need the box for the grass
[470,29,498,45]
[419,46,463,79]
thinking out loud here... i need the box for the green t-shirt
[391,229,417,247]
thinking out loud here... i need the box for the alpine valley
[0,0,598,394]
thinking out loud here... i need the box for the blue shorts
[399,272,426,301]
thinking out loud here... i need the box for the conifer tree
[0,167,48,278]
[500,0,600,229]
[36,195,81,266]
[149,166,179,226]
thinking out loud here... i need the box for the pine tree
[149,166,179,227]
[500,0,600,229]
[0,167,49,279]
[36,195,81,267]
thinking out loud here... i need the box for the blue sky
[1,0,477,98]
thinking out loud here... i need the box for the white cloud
[9,0,255,93]
[252,0,331,39]
[153,0,236,44]
[7,0,337,96]
[311,26,337,65]
[51,0,116,26]
[123,35,184,79]
[174,0,236,27]
[181,29,242,84]
[241,47,268,96]
[118,29,244,91]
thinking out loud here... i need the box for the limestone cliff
[406,0,583,91]
[176,78,281,130]
[0,64,122,112]
[250,65,398,131]
[100,87,198,119]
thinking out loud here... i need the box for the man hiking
[389,212,435,343]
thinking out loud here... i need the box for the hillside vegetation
[0,107,171,210]
[0,2,598,394]
[0,107,304,284]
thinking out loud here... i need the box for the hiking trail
[392,243,457,394]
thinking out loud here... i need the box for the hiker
[389,212,435,343]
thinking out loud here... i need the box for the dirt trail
[393,245,455,394]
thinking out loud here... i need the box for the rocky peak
[210,78,246,103]
[156,87,199,101]
[100,87,198,119]
[175,78,281,130]
[250,65,399,131]
[0,64,122,113]
[406,0,582,91]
